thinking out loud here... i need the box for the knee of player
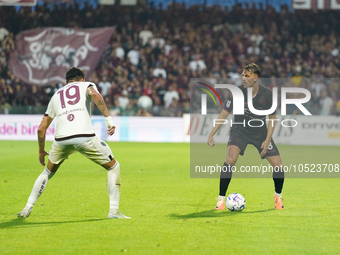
[102,158,118,170]
[225,158,237,166]
[106,160,120,172]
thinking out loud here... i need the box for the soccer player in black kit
[207,63,284,210]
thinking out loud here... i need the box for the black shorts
[228,126,280,159]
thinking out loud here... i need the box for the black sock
[273,168,284,194]
[219,162,233,196]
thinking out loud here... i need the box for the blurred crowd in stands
[0,2,340,116]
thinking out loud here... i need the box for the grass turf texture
[0,141,339,254]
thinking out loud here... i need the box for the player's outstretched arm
[88,86,110,117]
[37,115,53,166]
[207,109,229,148]
[87,86,115,136]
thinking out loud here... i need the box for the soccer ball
[137,95,153,110]
[226,193,246,211]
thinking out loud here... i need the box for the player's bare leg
[102,159,130,219]
[216,145,241,210]
[18,160,62,218]
[225,145,241,166]
[267,155,284,209]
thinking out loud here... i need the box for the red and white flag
[9,27,115,86]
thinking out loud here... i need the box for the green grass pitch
[0,141,339,254]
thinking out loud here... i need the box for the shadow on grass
[169,208,274,219]
[0,218,107,229]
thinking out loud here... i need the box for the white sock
[107,161,121,214]
[25,168,54,209]
[275,192,282,197]
[218,195,226,200]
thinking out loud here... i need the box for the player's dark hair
[242,63,261,77]
[66,67,85,83]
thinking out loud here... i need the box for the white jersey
[45,81,99,140]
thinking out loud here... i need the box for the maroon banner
[9,27,115,86]
[0,0,36,5]
[293,0,340,10]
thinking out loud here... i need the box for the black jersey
[223,85,276,135]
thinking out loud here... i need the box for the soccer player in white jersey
[18,67,130,219]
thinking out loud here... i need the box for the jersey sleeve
[266,90,276,116]
[223,92,233,112]
[45,96,56,118]
[87,82,100,93]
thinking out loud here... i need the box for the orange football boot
[274,194,284,209]
[215,197,225,210]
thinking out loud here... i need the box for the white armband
[105,116,114,128]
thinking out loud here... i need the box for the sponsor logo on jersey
[67,114,75,121]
